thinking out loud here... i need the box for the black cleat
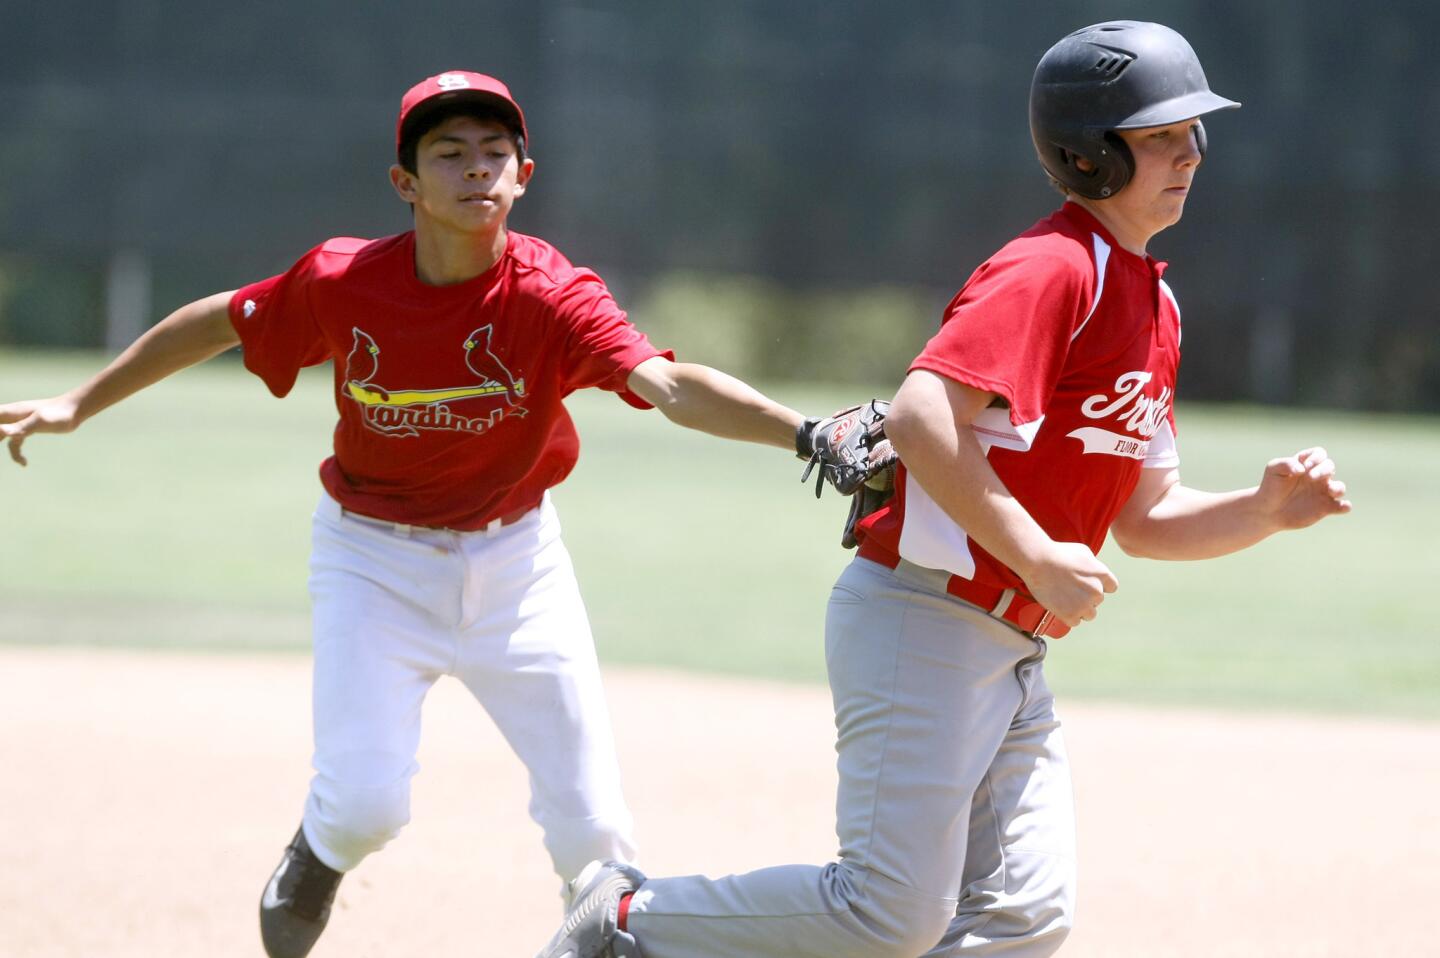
[259,826,344,958]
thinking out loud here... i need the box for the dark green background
[2,0,1437,409]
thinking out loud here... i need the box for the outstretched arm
[624,356,803,450]
[0,290,239,465]
[1110,447,1351,560]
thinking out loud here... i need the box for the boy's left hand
[1255,446,1352,530]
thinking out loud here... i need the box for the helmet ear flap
[1194,119,1208,157]
[1093,131,1134,198]
[1063,132,1133,200]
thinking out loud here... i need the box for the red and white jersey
[857,202,1181,592]
[228,230,669,530]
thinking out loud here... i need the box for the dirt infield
[1,646,1435,957]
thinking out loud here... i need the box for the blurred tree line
[1,0,1436,410]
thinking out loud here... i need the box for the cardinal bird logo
[462,325,526,406]
[342,326,529,438]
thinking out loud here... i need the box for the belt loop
[988,588,1016,619]
[1033,610,1055,638]
[331,497,417,538]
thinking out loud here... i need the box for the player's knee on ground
[304,779,412,872]
[825,862,959,958]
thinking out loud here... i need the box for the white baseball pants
[627,556,1076,957]
[298,492,636,886]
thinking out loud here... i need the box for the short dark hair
[397,100,527,175]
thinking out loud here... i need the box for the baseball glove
[797,396,897,499]
[796,399,898,548]
[839,475,894,549]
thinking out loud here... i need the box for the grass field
[3,348,1437,718]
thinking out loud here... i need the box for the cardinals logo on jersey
[342,326,528,438]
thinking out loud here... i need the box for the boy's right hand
[0,396,81,466]
[1021,541,1119,631]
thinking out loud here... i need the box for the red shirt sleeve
[227,246,332,398]
[912,246,1091,427]
[552,270,672,408]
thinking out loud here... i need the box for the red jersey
[857,202,1181,592]
[228,230,669,530]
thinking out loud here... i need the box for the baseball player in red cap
[535,21,1352,958]
[0,71,849,958]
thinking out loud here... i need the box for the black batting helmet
[1029,21,1239,199]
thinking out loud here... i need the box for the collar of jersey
[399,229,514,295]
[1059,201,1167,278]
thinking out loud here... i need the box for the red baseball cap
[395,71,528,156]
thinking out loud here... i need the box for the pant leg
[301,501,456,872]
[922,653,1078,956]
[450,500,636,889]
[626,558,1040,958]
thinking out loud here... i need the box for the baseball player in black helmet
[536,20,1350,958]
[1030,20,1240,199]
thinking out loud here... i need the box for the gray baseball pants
[627,556,1076,957]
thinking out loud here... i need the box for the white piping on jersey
[970,407,1044,454]
[1070,232,1112,343]
[1143,418,1180,469]
[898,471,977,578]
[896,410,1044,578]
[1158,278,1181,347]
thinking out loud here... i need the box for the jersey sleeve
[552,270,672,408]
[1143,414,1180,469]
[911,246,1091,428]
[227,246,332,398]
